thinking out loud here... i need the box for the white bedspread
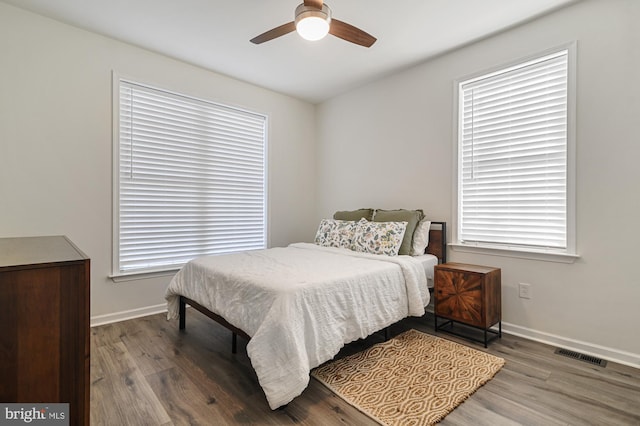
[165,242,429,409]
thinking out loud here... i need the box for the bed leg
[232,332,237,354]
[179,296,186,330]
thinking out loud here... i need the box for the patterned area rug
[311,329,505,425]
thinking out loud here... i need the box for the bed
[165,214,446,409]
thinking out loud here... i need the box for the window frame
[451,43,578,263]
[111,72,268,280]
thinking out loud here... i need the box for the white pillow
[351,218,407,256]
[410,219,431,256]
[314,219,357,249]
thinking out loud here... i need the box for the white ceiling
[3,0,578,103]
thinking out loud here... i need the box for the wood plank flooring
[90,310,640,425]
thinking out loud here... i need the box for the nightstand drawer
[435,269,484,326]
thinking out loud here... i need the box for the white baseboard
[91,304,640,369]
[501,321,640,369]
[90,303,167,327]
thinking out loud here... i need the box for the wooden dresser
[434,262,501,347]
[0,236,90,425]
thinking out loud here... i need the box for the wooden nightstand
[434,262,501,347]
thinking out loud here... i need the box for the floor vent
[554,348,607,367]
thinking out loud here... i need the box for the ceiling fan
[250,0,376,48]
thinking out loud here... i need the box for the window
[455,46,576,261]
[113,78,267,277]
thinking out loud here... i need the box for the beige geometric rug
[311,329,505,425]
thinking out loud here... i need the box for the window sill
[110,268,180,283]
[449,243,579,264]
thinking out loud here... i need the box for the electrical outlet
[519,283,532,299]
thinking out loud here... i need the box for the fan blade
[303,0,323,9]
[250,21,296,44]
[329,19,376,47]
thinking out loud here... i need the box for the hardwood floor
[90,310,640,425]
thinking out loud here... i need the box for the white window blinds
[115,80,267,275]
[458,50,568,250]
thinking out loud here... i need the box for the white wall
[317,0,640,365]
[0,3,317,321]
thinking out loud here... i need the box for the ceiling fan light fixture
[295,3,331,41]
[250,2,375,48]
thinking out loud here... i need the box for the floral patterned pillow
[314,219,357,249]
[351,218,407,256]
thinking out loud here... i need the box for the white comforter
[165,242,429,409]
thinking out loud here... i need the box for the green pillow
[373,209,424,255]
[333,208,374,222]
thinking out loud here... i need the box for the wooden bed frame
[425,221,447,264]
[178,221,447,352]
